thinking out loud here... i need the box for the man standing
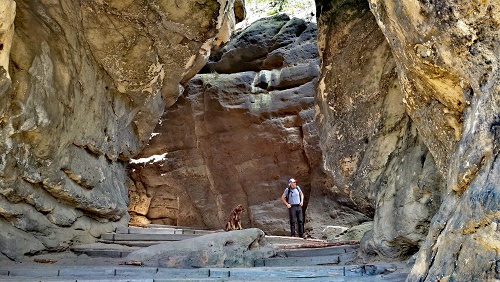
[281,178,304,238]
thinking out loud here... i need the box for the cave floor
[0,225,410,281]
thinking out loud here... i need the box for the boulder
[124,228,274,268]
[321,226,348,241]
[340,221,373,242]
[323,222,373,243]
[205,14,318,73]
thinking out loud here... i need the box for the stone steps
[255,243,359,267]
[71,243,140,258]
[99,233,201,243]
[256,255,341,266]
[275,244,359,257]
[0,264,408,281]
[2,226,409,281]
[115,226,214,235]
[95,226,214,247]
[72,225,214,255]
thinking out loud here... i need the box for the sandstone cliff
[315,0,444,260]
[0,0,240,261]
[369,0,500,280]
[128,14,370,236]
[316,0,499,280]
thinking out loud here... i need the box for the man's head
[288,178,297,187]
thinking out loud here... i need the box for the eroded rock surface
[124,228,273,268]
[128,14,369,236]
[315,0,444,260]
[317,0,500,280]
[366,0,500,280]
[0,0,237,260]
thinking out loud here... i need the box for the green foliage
[211,70,220,79]
[243,0,316,26]
[249,0,289,12]
[267,9,279,16]
[277,0,288,11]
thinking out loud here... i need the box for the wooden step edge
[131,223,210,230]
[271,240,360,250]
[96,239,162,247]
[115,227,215,235]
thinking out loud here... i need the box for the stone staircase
[71,225,214,257]
[255,245,359,267]
[0,225,410,281]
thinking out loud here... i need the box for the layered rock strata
[317,0,500,280]
[315,0,444,259]
[0,0,238,260]
[367,0,500,280]
[128,14,370,236]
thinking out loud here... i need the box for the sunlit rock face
[366,0,500,281]
[128,14,370,236]
[317,0,500,279]
[315,0,444,260]
[0,0,237,260]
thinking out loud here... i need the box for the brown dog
[224,204,244,231]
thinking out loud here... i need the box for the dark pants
[288,205,304,237]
